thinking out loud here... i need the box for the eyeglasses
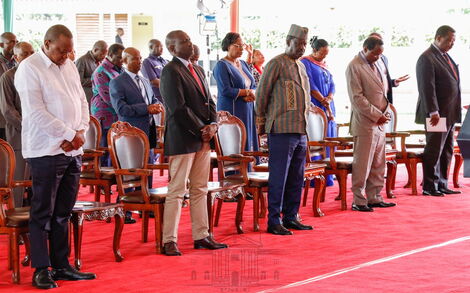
[232,43,245,49]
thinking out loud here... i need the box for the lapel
[359,56,384,90]
[430,45,458,81]
[122,72,147,104]
[173,57,207,98]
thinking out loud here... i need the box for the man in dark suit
[415,25,462,196]
[110,47,163,223]
[369,32,409,104]
[159,30,227,256]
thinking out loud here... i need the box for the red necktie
[188,63,204,93]
[443,54,458,79]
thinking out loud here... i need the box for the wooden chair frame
[108,121,165,253]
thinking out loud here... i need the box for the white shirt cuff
[429,111,439,116]
[64,128,77,142]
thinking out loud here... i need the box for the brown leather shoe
[163,241,182,256]
[194,236,228,250]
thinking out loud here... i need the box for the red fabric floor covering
[1,164,470,292]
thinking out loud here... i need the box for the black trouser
[28,154,81,269]
[422,125,454,191]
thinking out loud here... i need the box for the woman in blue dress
[213,32,258,153]
[301,37,337,186]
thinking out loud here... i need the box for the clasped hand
[377,113,391,125]
[60,130,85,152]
[148,103,164,114]
[201,124,218,142]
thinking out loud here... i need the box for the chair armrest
[114,168,152,176]
[243,151,269,157]
[83,149,105,156]
[406,130,426,135]
[325,136,353,142]
[218,154,255,163]
[13,180,32,188]
[97,146,109,152]
[147,163,168,170]
[336,122,350,128]
[386,132,410,138]
[308,140,343,147]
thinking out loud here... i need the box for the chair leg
[253,188,260,232]
[21,233,30,266]
[302,180,310,207]
[94,185,101,202]
[11,232,20,284]
[313,175,325,217]
[214,198,223,227]
[453,153,463,188]
[142,211,149,243]
[338,171,347,211]
[235,192,245,234]
[386,160,397,198]
[159,154,165,176]
[404,162,412,188]
[259,192,266,218]
[410,159,418,195]
[154,205,162,254]
[104,184,111,203]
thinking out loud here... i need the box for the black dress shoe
[352,204,374,212]
[283,219,313,230]
[422,190,444,197]
[438,187,462,194]
[267,224,293,235]
[33,269,58,289]
[194,236,228,250]
[163,241,182,256]
[368,202,396,208]
[51,266,96,281]
[124,216,136,224]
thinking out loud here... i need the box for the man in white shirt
[15,24,95,289]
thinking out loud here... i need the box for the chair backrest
[108,121,149,184]
[385,104,397,147]
[83,116,101,150]
[215,111,245,157]
[214,111,247,178]
[0,139,16,217]
[306,105,328,154]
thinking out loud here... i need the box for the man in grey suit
[415,25,461,196]
[75,40,108,105]
[0,41,34,207]
[346,37,396,212]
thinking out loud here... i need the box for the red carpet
[1,164,470,292]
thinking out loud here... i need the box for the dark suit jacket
[110,71,157,137]
[160,57,216,156]
[0,67,21,150]
[75,51,98,103]
[381,55,396,104]
[415,45,461,126]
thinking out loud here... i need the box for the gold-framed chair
[0,139,31,284]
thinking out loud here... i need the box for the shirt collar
[88,51,97,62]
[124,68,141,80]
[39,47,55,68]
[176,56,190,68]
[432,43,446,56]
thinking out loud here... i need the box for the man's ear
[43,40,50,51]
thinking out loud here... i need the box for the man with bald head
[75,40,108,104]
[159,30,226,256]
[0,32,17,140]
[190,44,200,65]
[0,42,34,208]
[15,24,95,289]
[141,39,168,104]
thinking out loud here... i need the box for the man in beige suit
[345,36,396,212]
